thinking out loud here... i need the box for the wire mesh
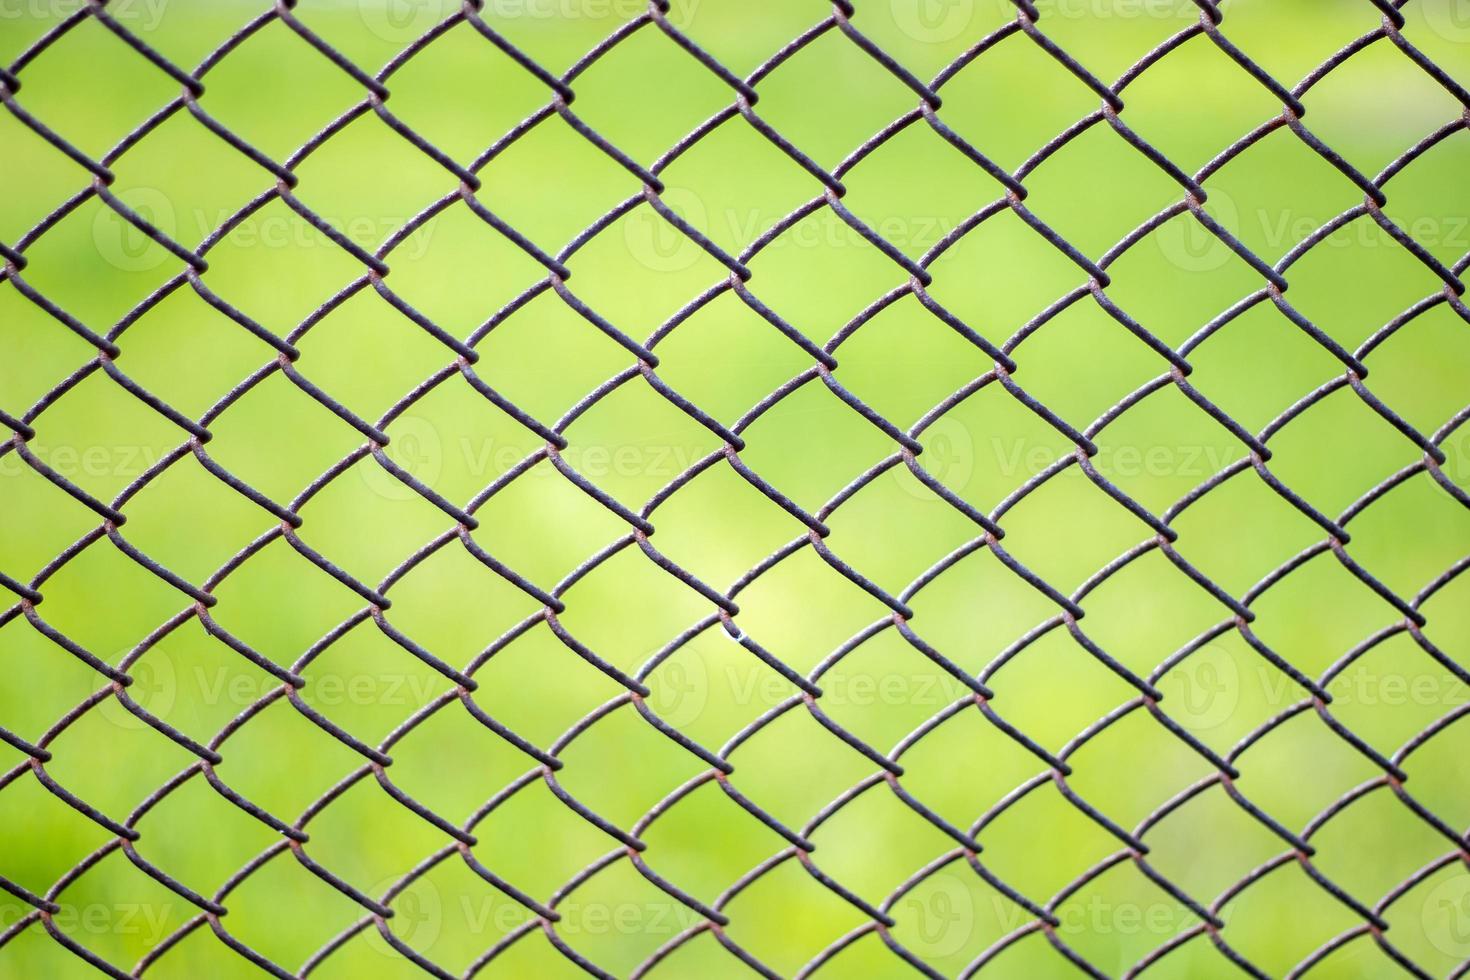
[2,0,1469,976]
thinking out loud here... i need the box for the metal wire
[2,0,1469,976]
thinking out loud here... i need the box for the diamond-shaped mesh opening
[720,857,873,974]
[745,28,924,168]
[1049,860,1212,972]
[1010,298,1173,431]
[820,473,984,590]
[1109,201,1277,346]
[1301,36,1470,176]
[990,467,1160,592]
[1020,119,1188,259]
[19,193,184,329]
[6,17,179,155]
[192,19,371,160]
[1281,213,1461,355]
[1221,860,1373,975]
[935,27,1108,172]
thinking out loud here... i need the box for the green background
[2,0,1470,976]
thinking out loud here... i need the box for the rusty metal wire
[2,0,1469,976]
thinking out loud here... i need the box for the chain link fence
[2,0,1469,976]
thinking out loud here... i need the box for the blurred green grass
[2,0,1470,976]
